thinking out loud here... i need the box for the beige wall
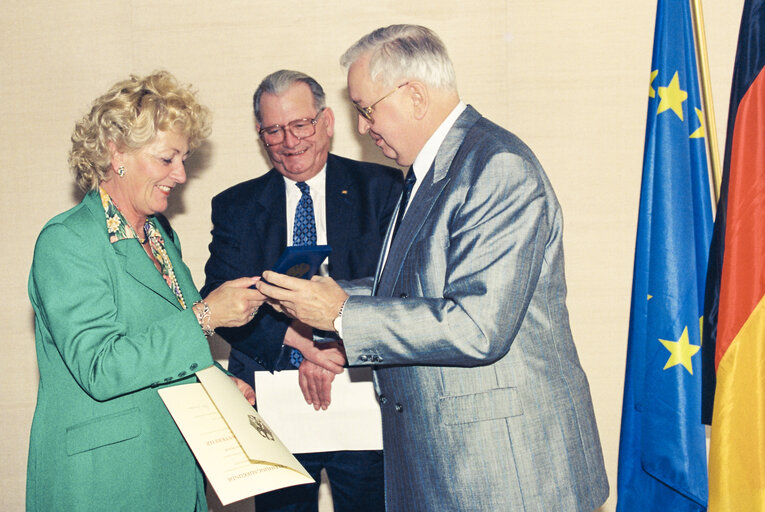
[0,1,744,510]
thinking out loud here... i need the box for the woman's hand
[203,277,265,329]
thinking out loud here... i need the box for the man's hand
[283,321,346,374]
[257,272,348,332]
[231,376,256,406]
[298,358,338,410]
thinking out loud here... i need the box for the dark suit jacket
[202,153,402,377]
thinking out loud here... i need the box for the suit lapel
[377,106,482,294]
[325,155,353,264]
[254,169,288,266]
[155,219,201,306]
[117,242,183,307]
[377,163,448,293]
[432,106,481,183]
[82,193,183,309]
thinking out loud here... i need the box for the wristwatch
[333,298,348,336]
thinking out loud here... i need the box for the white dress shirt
[406,101,467,214]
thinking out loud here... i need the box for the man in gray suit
[258,24,609,511]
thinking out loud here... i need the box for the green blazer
[27,190,214,511]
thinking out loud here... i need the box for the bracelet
[193,300,215,337]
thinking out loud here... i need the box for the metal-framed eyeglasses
[353,82,409,122]
[258,108,326,147]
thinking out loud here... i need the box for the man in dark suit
[201,70,401,512]
[257,27,609,511]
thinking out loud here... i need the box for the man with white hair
[258,25,609,511]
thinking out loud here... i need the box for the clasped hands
[258,272,350,410]
[257,271,349,332]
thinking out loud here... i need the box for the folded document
[158,366,313,506]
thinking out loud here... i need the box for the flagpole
[690,0,722,204]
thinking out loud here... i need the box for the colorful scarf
[98,187,186,309]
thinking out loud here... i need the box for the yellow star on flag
[659,326,700,374]
[649,70,658,98]
[690,108,705,138]
[657,71,688,120]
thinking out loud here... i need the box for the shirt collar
[411,101,466,178]
[283,163,327,198]
[98,186,151,244]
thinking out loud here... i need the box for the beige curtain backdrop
[1,1,744,510]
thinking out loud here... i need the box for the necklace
[137,221,152,245]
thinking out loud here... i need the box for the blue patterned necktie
[289,181,317,368]
[293,181,317,246]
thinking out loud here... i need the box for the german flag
[702,0,765,509]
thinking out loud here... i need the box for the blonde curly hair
[69,70,212,192]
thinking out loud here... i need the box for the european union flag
[616,0,712,510]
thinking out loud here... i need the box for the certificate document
[254,367,383,453]
[158,366,313,506]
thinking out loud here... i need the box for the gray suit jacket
[341,106,609,511]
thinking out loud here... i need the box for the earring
[117,165,125,177]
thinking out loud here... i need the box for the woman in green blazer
[26,71,265,511]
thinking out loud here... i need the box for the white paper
[158,367,313,506]
[254,367,383,453]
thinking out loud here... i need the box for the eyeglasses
[353,82,409,122]
[258,108,326,147]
